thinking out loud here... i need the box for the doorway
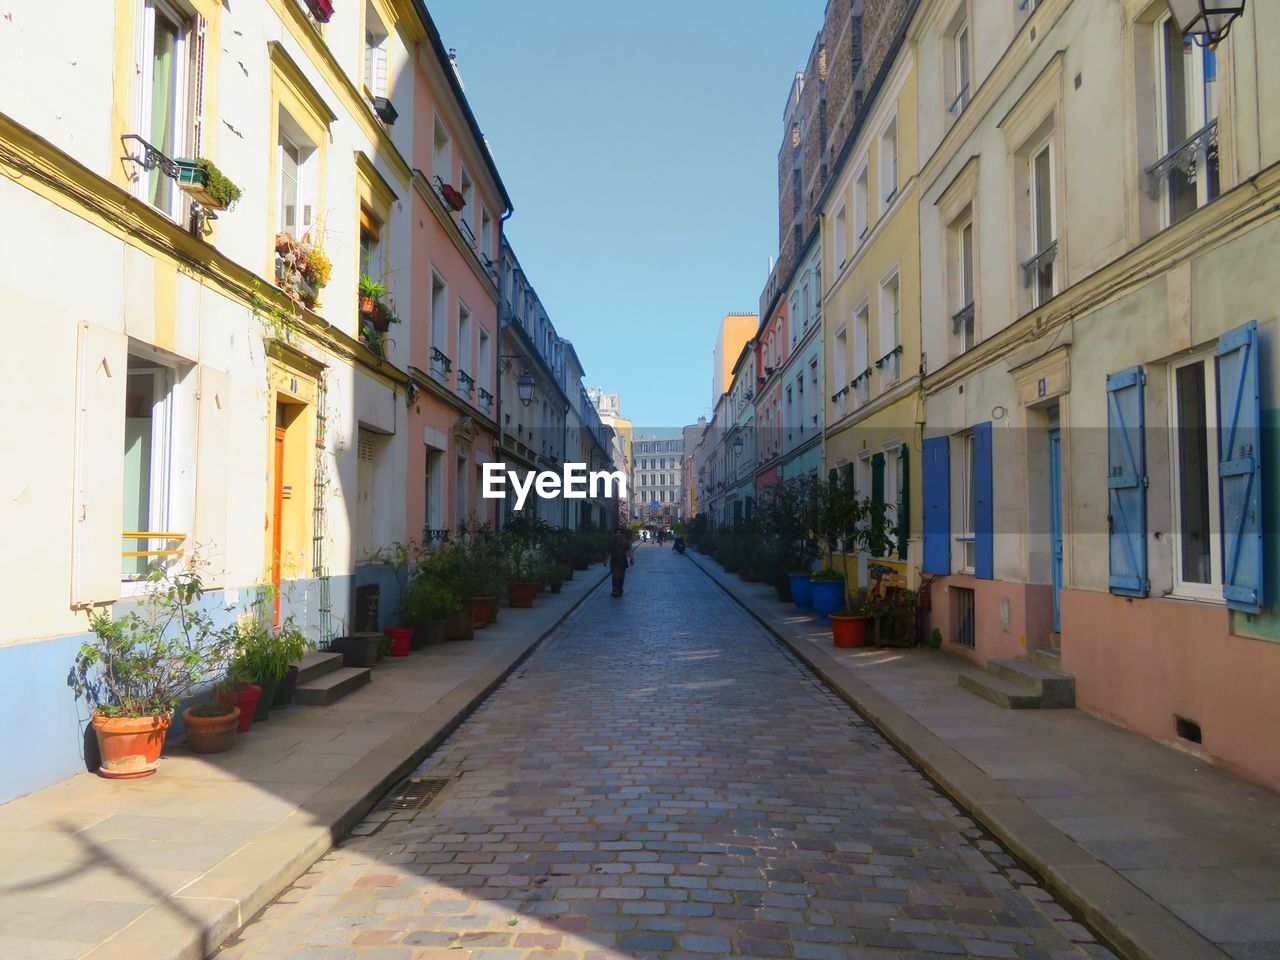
[1048,425,1063,635]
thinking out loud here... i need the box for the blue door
[1048,428,1064,633]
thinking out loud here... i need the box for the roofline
[410,1,514,214]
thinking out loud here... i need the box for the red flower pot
[508,581,540,608]
[465,596,495,628]
[831,614,869,649]
[91,713,172,779]
[218,683,261,733]
[385,626,413,656]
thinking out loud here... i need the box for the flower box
[174,157,241,211]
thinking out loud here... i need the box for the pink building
[755,299,789,493]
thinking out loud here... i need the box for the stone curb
[686,551,1230,960]
[81,568,611,960]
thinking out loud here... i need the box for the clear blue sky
[429,0,823,430]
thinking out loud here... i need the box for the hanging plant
[175,157,242,211]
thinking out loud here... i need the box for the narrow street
[219,547,1111,960]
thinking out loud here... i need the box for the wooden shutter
[973,422,993,580]
[897,443,910,561]
[193,366,231,580]
[1215,320,1264,613]
[1107,366,1149,597]
[871,452,885,558]
[72,324,128,605]
[922,436,950,575]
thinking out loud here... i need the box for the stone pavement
[217,545,1114,960]
[687,550,1280,960]
[0,566,607,960]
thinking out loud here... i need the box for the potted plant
[369,540,423,653]
[457,520,507,626]
[871,586,919,648]
[809,568,845,625]
[401,575,461,647]
[174,157,242,210]
[70,564,235,779]
[830,588,872,649]
[275,233,331,309]
[230,616,310,722]
[182,696,239,754]
[440,182,466,211]
[216,675,261,734]
[358,274,386,320]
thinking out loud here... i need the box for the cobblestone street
[219,547,1114,960]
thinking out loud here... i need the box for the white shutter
[193,365,230,579]
[72,324,128,606]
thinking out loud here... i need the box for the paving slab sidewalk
[0,566,609,960]
[688,550,1280,960]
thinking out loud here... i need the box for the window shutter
[191,14,207,156]
[72,324,128,606]
[842,461,853,495]
[922,436,950,574]
[1107,366,1149,597]
[973,421,994,580]
[193,366,231,582]
[898,443,910,560]
[828,467,838,494]
[1215,320,1264,613]
[871,452,885,558]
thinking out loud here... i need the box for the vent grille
[382,777,450,812]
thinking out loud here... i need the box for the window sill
[1165,588,1225,605]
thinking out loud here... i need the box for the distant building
[632,436,684,526]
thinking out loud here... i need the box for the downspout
[494,207,514,532]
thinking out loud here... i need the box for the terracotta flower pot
[465,596,495,628]
[446,607,474,641]
[182,706,239,755]
[831,613,870,648]
[412,620,448,647]
[358,295,377,315]
[217,684,261,733]
[91,713,172,779]
[508,580,540,608]
[385,626,413,656]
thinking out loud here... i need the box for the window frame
[1153,12,1219,226]
[1028,139,1058,308]
[122,353,177,583]
[1168,351,1224,601]
[957,431,977,574]
[137,0,197,220]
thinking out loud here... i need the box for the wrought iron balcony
[1145,119,1219,201]
[1021,240,1058,290]
[457,369,475,398]
[430,346,452,382]
[948,83,970,116]
[851,369,872,407]
[952,301,975,335]
[478,387,494,413]
[875,344,903,388]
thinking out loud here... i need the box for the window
[455,455,468,526]
[478,328,491,396]
[481,207,494,260]
[138,0,198,218]
[879,274,901,388]
[948,19,971,117]
[460,166,474,225]
[433,114,452,183]
[457,301,473,394]
[834,203,848,266]
[277,112,317,237]
[949,214,976,352]
[424,446,443,533]
[854,305,870,383]
[833,326,848,414]
[1027,143,1056,307]
[363,2,389,102]
[880,117,899,205]
[854,165,869,243]
[1170,354,1221,597]
[959,432,977,572]
[1153,15,1219,225]
[123,353,175,580]
[359,210,382,282]
[430,272,448,379]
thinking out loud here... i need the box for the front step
[959,671,1044,709]
[295,651,344,685]
[294,666,371,706]
[1027,646,1063,671]
[988,658,1075,708]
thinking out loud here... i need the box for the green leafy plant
[358,274,387,301]
[927,627,943,650]
[370,540,425,611]
[197,158,242,209]
[231,616,311,683]
[401,575,462,624]
[70,564,236,718]
[455,518,510,597]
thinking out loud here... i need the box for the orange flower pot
[465,596,495,628]
[91,712,172,779]
[182,706,240,755]
[508,581,540,608]
[831,613,870,649]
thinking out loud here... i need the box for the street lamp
[516,372,535,406]
[1166,0,1247,46]
[732,435,744,455]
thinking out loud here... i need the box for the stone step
[988,657,1076,708]
[294,666,371,706]
[294,651,344,685]
[1027,646,1064,671]
[958,671,1043,710]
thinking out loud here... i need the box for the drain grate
[382,776,451,811]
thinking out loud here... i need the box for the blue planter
[789,573,813,610]
[810,579,845,625]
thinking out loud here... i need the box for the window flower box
[174,157,241,211]
[304,0,334,23]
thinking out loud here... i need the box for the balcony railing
[122,531,186,579]
[478,387,494,413]
[948,83,970,116]
[875,345,902,388]
[1021,239,1058,290]
[1145,118,1219,201]
[458,216,477,250]
[457,369,475,399]
[430,346,452,382]
[851,369,872,408]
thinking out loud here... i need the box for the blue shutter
[922,436,950,574]
[1216,320,1264,613]
[1107,366,1149,597]
[973,421,994,580]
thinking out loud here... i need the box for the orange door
[272,426,285,625]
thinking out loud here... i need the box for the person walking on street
[606,529,633,598]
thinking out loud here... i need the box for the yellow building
[820,25,923,589]
[712,313,758,405]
